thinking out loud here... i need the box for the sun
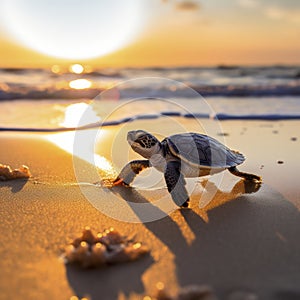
[0,0,149,60]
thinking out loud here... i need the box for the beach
[1,0,300,296]
[1,118,299,300]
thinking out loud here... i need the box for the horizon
[1,63,300,71]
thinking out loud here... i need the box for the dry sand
[0,120,300,300]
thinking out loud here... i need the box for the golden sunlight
[0,1,147,60]
[51,64,61,74]
[69,63,84,74]
[69,79,92,90]
[60,102,100,128]
[50,102,113,175]
[94,155,116,174]
[46,130,116,177]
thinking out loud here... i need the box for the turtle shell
[165,133,245,168]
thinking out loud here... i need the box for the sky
[0,0,300,68]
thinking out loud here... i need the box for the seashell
[71,237,83,248]
[64,244,76,262]
[63,228,149,268]
[74,241,90,261]
[0,163,31,180]
[105,242,149,264]
[81,227,96,244]
[105,227,125,244]
[19,165,30,175]
[0,165,12,180]
[96,227,125,246]
[126,243,149,260]
[104,244,128,264]
[90,243,107,266]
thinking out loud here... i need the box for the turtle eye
[137,140,146,148]
[136,137,147,148]
[135,134,157,149]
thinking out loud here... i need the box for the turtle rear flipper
[164,161,190,208]
[228,166,262,182]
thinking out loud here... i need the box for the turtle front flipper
[164,161,190,208]
[113,160,150,186]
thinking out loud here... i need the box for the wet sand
[0,120,300,300]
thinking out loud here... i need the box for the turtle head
[127,130,161,159]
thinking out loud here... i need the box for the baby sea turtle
[113,130,261,208]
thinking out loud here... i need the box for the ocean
[0,66,300,131]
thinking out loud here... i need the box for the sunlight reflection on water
[46,130,117,179]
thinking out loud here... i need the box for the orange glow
[46,131,116,177]
[0,1,299,67]
[60,102,100,128]
[51,64,61,74]
[69,63,84,74]
[54,105,117,180]
[69,79,92,89]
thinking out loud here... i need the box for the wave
[1,66,300,100]
[214,113,300,120]
[191,85,300,97]
[0,88,100,100]
[2,84,300,100]
[1,112,299,133]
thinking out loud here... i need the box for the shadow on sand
[0,178,29,193]
[67,179,300,299]
[66,255,153,299]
